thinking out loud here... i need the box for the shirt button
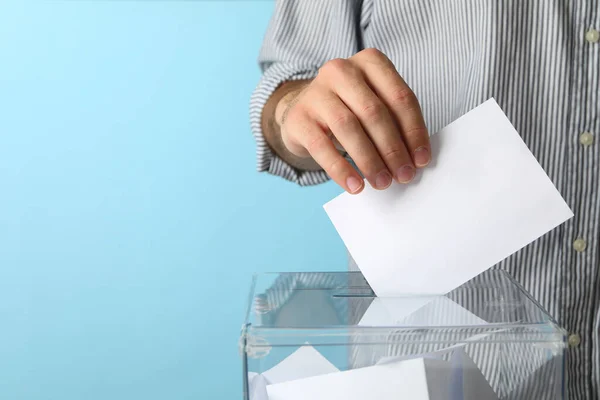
[569,333,581,347]
[573,238,587,252]
[580,131,594,146]
[585,29,600,43]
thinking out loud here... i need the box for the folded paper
[266,348,498,400]
[247,345,339,400]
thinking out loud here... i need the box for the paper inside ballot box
[247,345,339,400]
[265,347,498,400]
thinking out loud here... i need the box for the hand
[275,48,430,194]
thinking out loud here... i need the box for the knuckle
[403,126,429,140]
[360,47,385,60]
[359,48,394,68]
[381,147,407,160]
[360,101,387,123]
[326,156,348,175]
[380,62,401,79]
[305,133,330,154]
[330,111,358,129]
[357,158,381,177]
[390,86,419,110]
[320,58,352,76]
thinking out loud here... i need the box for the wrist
[274,81,310,127]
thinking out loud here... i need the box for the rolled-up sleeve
[249,0,364,186]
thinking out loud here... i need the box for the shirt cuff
[250,63,330,186]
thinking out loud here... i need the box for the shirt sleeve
[249,0,365,186]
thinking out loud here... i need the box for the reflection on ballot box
[240,270,567,400]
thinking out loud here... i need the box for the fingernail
[396,165,415,183]
[413,146,430,167]
[346,176,363,193]
[375,170,392,189]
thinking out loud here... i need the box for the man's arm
[253,1,430,193]
[260,80,322,172]
[258,49,431,194]
[250,0,363,187]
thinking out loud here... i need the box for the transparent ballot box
[240,270,567,400]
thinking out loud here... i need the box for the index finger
[351,49,431,168]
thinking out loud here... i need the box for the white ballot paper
[266,348,498,400]
[247,345,339,400]
[324,98,573,296]
[358,295,487,327]
[259,345,338,384]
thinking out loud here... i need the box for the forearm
[261,79,323,172]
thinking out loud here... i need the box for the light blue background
[0,2,346,399]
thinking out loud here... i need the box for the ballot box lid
[241,269,566,350]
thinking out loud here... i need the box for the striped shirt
[249,1,600,398]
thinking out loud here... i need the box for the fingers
[351,49,431,168]
[284,108,365,194]
[277,49,430,194]
[311,92,393,190]
[318,58,416,184]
